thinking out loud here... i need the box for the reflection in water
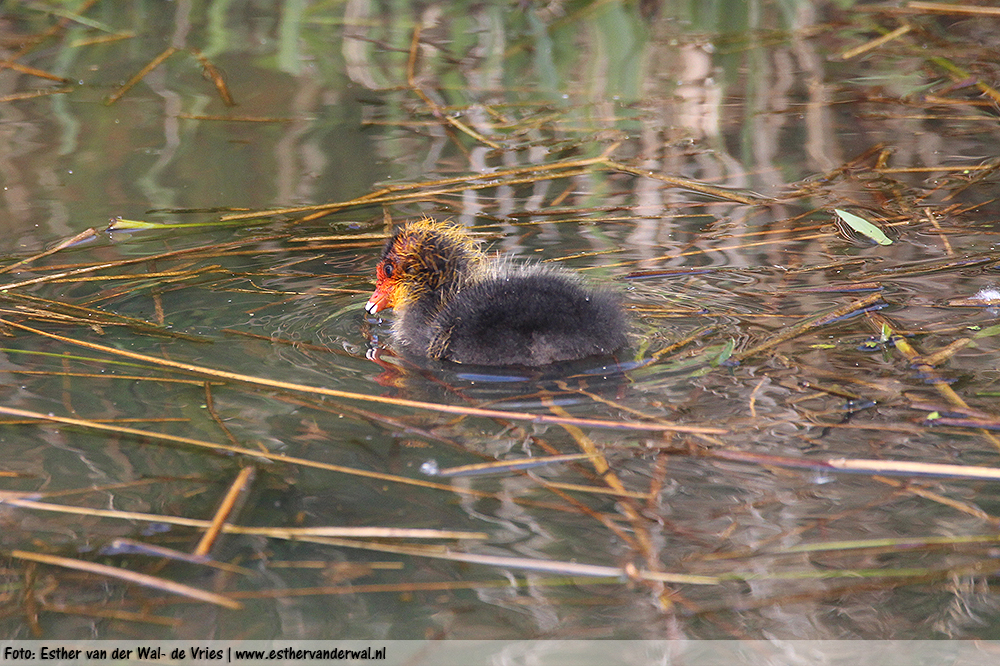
[363,335,635,410]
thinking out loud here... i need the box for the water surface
[2,0,1000,642]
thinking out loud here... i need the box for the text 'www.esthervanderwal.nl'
[3,645,388,662]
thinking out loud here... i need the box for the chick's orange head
[365,226,418,314]
[365,218,484,315]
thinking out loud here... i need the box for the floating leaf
[709,338,735,367]
[107,216,252,230]
[107,217,160,230]
[834,209,893,245]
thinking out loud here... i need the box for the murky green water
[2,0,1000,642]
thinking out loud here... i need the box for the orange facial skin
[364,261,398,314]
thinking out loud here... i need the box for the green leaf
[107,217,160,230]
[834,209,893,245]
[709,338,735,367]
[107,217,250,230]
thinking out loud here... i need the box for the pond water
[2,0,1000,644]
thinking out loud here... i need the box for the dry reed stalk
[11,550,242,609]
[0,319,724,434]
[0,229,98,274]
[0,87,72,103]
[868,314,1000,453]
[106,46,179,105]
[732,293,884,361]
[2,498,488,541]
[192,466,256,558]
[189,49,235,106]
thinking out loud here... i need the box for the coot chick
[365,218,628,366]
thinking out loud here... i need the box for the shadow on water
[2,0,1000,644]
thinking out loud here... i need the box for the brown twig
[733,292,884,361]
[189,49,235,106]
[11,550,242,610]
[192,466,256,558]
[839,23,912,60]
[106,46,179,106]
[0,228,97,275]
